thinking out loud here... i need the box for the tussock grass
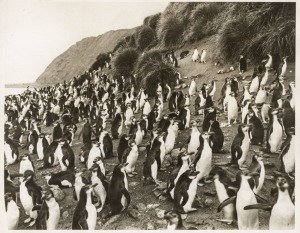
[114,48,139,77]
[144,13,161,30]
[135,26,156,51]
[135,50,176,96]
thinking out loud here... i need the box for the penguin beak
[91,183,98,188]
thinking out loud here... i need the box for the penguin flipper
[180,191,189,207]
[122,188,131,206]
[244,203,272,211]
[73,187,78,201]
[217,196,236,213]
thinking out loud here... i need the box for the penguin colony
[4,50,295,230]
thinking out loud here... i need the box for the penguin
[43,109,53,127]
[55,138,75,172]
[248,153,265,194]
[193,132,214,185]
[202,106,217,131]
[277,56,288,77]
[169,92,178,112]
[266,109,283,153]
[99,130,113,159]
[52,121,63,141]
[165,118,176,155]
[165,83,172,101]
[200,49,207,63]
[106,163,130,218]
[249,75,260,93]
[164,210,186,230]
[217,171,259,230]
[73,169,90,201]
[118,134,131,163]
[261,103,271,123]
[26,129,38,154]
[192,48,199,62]
[87,140,102,169]
[143,98,151,116]
[35,189,60,230]
[89,163,109,213]
[227,92,238,125]
[244,177,294,229]
[230,124,252,169]
[255,86,268,105]
[155,132,167,171]
[72,184,98,230]
[122,140,139,177]
[5,193,20,229]
[182,120,201,162]
[111,113,123,139]
[260,69,269,88]
[166,152,190,199]
[140,114,148,137]
[44,170,75,188]
[209,120,224,153]
[36,133,49,161]
[264,53,272,70]
[178,105,190,130]
[282,100,295,136]
[239,55,247,74]
[41,141,59,169]
[188,77,197,96]
[206,79,216,101]
[209,167,236,224]
[173,169,200,213]
[247,110,264,145]
[288,81,295,110]
[5,169,20,202]
[134,121,144,146]
[20,170,42,226]
[19,154,35,181]
[4,137,19,165]
[78,118,94,144]
[125,103,134,128]
[279,127,295,179]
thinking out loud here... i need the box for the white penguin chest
[20,160,34,174]
[196,142,212,176]
[269,119,282,148]
[91,175,106,195]
[4,144,14,163]
[127,148,139,166]
[188,131,201,152]
[55,146,67,170]
[87,148,101,169]
[282,136,295,173]
[46,199,60,229]
[270,196,294,229]
[20,181,33,212]
[6,201,20,230]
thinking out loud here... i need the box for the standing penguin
[193,132,214,185]
[72,184,98,230]
[209,120,224,153]
[244,177,294,229]
[247,110,264,145]
[165,118,176,155]
[200,49,207,63]
[227,92,239,125]
[169,92,178,112]
[89,163,109,213]
[210,167,236,224]
[122,140,139,177]
[218,171,259,230]
[78,118,94,144]
[4,137,19,165]
[20,170,42,227]
[118,134,131,163]
[230,124,252,169]
[192,48,199,62]
[86,140,102,169]
[248,153,265,194]
[166,152,190,199]
[111,113,123,139]
[239,55,247,74]
[52,121,63,141]
[266,109,283,153]
[125,103,134,128]
[35,189,60,230]
[106,163,130,218]
[188,77,197,96]
[173,169,200,213]
[55,138,75,172]
[26,129,38,154]
[143,98,151,116]
[36,133,49,161]
[279,127,295,179]
[282,100,295,136]
[5,193,20,229]
[73,169,90,202]
[99,130,113,159]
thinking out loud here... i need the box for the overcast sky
[0,0,169,84]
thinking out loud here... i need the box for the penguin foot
[24,217,32,223]
[216,219,233,225]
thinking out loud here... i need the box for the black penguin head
[276,177,290,191]
[93,156,104,165]
[23,170,34,181]
[187,169,200,179]
[240,170,259,181]
[42,189,55,201]
[39,133,45,138]
[164,210,182,227]
[209,166,227,180]
[286,127,295,136]
[5,193,13,202]
[20,154,30,161]
[239,124,251,135]
[89,163,99,172]
[190,120,198,127]
[58,138,66,145]
[201,131,214,140]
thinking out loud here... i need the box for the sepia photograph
[1,0,297,230]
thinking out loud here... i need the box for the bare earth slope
[36,28,135,85]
